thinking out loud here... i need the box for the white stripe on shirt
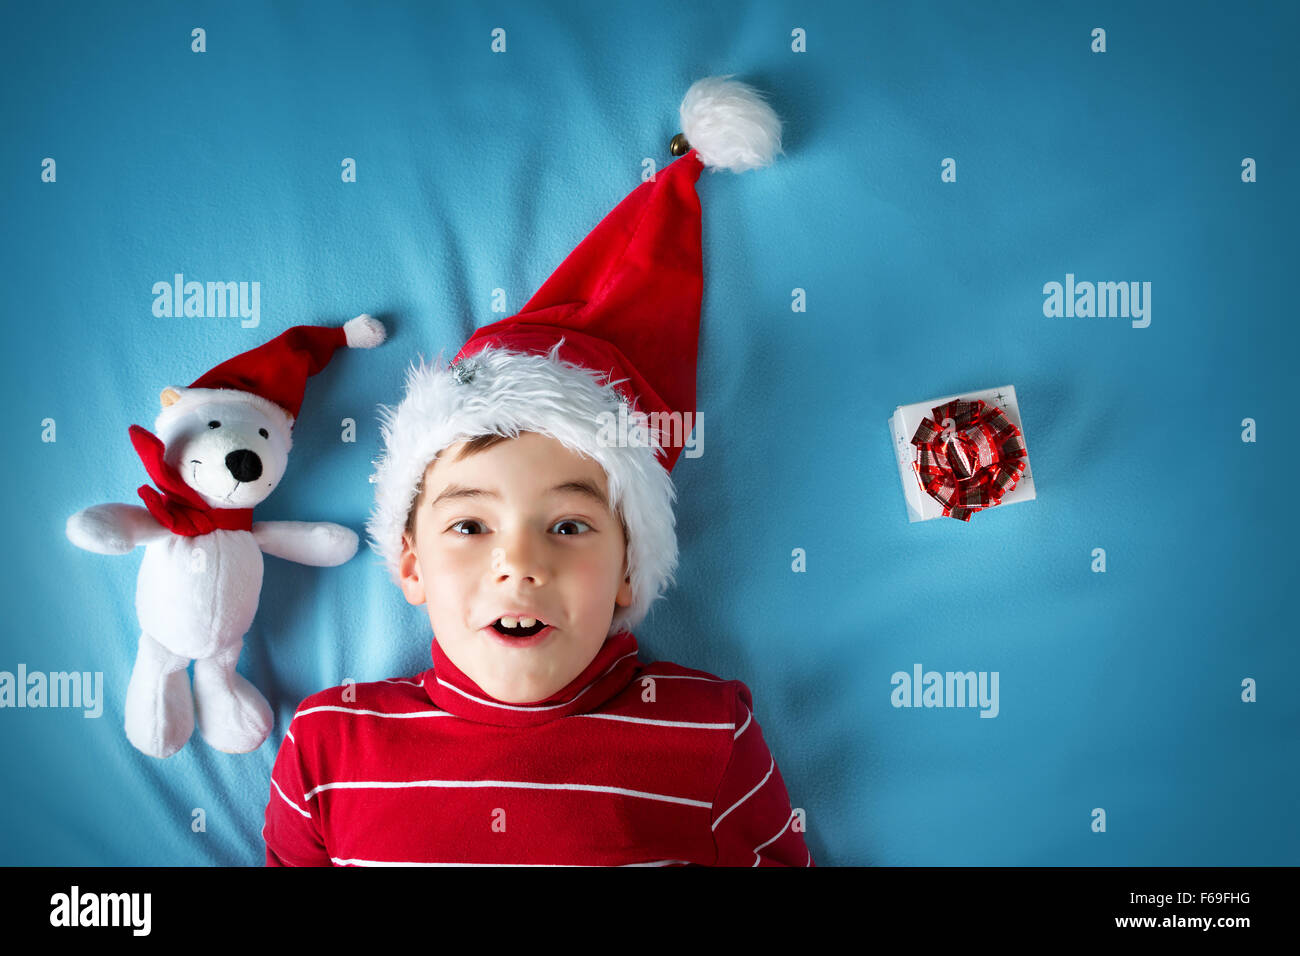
[711,756,774,831]
[579,713,735,730]
[271,778,312,819]
[649,674,726,682]
[330,857,694,867]
[295,704,729,731]
[295,705,452,720]
[733,706,752,740]
[751,809,798,866]
[305,778,711,809]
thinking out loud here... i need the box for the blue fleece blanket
[3,0,1297,866]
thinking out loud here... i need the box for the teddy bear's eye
[258,428,269,439]
[208,420,221,429]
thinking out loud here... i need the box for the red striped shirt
[264,631,814,867]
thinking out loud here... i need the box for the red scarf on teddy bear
[129,425,254,537]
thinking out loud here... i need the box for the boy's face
[398,431,634,704]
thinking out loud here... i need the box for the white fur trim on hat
[366,342,679,638]
[154,387,295,449]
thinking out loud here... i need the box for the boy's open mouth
[491,617,548,638]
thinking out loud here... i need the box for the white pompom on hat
[679,74,783,173]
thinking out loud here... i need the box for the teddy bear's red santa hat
[153,314,386,443]
[366,76,782,638]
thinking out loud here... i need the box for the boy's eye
[449,520,485,535]
[552,519,591,535]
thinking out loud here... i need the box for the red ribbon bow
[128,425,254,537]
[909,399,1026,521]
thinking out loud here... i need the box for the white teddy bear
[66,315,385,758]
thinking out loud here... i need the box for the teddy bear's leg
[192,637,273,754]
[124,632,194,759]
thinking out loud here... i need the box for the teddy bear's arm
[66,503,169,554]
[252,521,358,567]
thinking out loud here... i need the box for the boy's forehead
[422,435,611,501]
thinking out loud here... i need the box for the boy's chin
[477,668,569,705]
[475,644,588,704]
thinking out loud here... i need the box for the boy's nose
[491,534,547,585]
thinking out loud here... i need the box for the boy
[263,76,812,866]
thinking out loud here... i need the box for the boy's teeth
[498,616,538,629]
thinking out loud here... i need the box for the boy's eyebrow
[430,479,609,511]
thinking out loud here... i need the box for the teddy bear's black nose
[225,449,263,483]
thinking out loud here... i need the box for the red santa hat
[153,314,387,443]
[366,75,782,637]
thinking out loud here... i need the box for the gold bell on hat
[669,133,691,156]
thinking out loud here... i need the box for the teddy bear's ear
[160,387,182,409]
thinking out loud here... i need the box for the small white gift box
[887,384,1036,522]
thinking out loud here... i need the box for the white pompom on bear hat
[367,76,782,638]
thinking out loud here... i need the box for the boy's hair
[403,431,630,552]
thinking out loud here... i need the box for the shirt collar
[423,631,641,727]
